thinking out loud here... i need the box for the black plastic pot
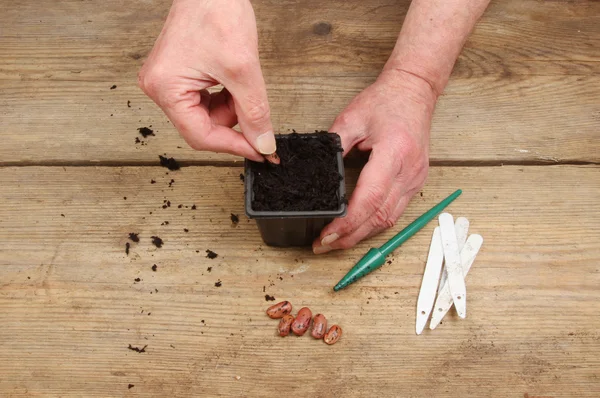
[244,134,347,247]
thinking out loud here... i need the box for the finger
[208,88,238,128]
[329,110,368,157]
[314,147,398,251]
[320,195,412,253]
[313,174,409,254]
[224,61,276,156]
[164,91,264,162]
[199,89,211,108]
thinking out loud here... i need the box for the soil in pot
[249,132,344,212]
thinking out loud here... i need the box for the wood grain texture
[1,165,599,397]
[0,0,598,164]
[1,74,598,165]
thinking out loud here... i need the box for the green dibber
[333,189,462,291]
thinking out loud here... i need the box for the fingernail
[321,233,339,246]
[256,131,276,155]
[313,245,333,255]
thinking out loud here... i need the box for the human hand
[313,70,437,254]
[138,0,275,162]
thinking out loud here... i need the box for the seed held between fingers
[264,152,280,165]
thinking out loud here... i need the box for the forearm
[383,0,490,96]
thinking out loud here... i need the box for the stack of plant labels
[416,213,483,334]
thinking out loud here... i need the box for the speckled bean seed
[324,325,342,345]
[291,307,312,336]
[266,301,292,319]
[311,314,327,339]
[278,315,295,337]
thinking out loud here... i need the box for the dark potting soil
[249,132,343,211]
[138,127,154,137]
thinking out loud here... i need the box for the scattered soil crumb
[262,286,265,292]
[265,294,276,301]
[169,179,175,187]
[138,127,154,137]
[128,384,134,389]
[151,236,164,248]
[159,155,180,171]
[110,85,117,90]
[151,179,156,184]
[152,264,157,272]
[134,278,141,282]
[191,204,197,210]
[207,266,212,272]
[387,260,392,265]
[184,228,189,233]
[178,204,183,208]
[127,344,147,353]
[206,250,218,259]
[123,196,127,200]
[61,213,65,217]
[215,280,222,287]
[125,242,130,255]
[127,101,131,108]
[230,213,239,224]
[128,233,140,243]
[420,192,423,197]
[239,174,245,182]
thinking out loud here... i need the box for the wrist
[382,60,446,98]
[377,67,439,110]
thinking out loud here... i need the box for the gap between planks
[0,159,598,168]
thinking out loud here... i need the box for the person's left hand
[313,69,438,254]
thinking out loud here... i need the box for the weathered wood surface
[1,165,599,397]
[0,0,598,164]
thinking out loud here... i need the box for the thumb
[225,64,276,156]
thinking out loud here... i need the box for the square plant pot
[245,132,347,247]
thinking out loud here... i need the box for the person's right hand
[138,0,275,161]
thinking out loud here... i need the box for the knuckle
[365,186,387,211]
[244,97,271,126]
[137,64,163,97]
[223,53,257,80]
[373,206,394,229]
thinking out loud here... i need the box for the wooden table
[1,1,598,396]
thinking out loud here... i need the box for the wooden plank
[1,73,599,164]
[0,0,597,80]
[0,165,599,396]
[0,0,598,165]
